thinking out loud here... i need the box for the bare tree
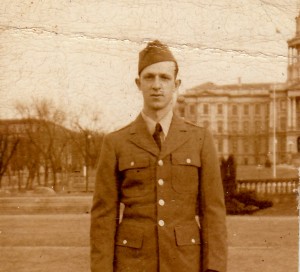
[10,136,41,190]
[0,129,20,188]
[15,98,71,190]
[69,110,104,191]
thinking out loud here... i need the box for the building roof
[188,82,277,92]
[181,81,287,98]
[0,118,74,134]
[0,118,38,125]
[287,36,300,47]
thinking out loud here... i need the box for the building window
[244,141,249,153]
[255,104,260,115]
[297,98,300,108]
[217,104,223,115]
[280,100,286,111]
[260,138,266,152]
[232,105,237,115]
[297,136,300,152]
[243,121,249,133]
[232,139,238,153]
[232,121,238,133]
[255,121,261,133]
[244,104,249,115]
[217,121,223,134]
[280,117,286,130]
[218,139,223,153]
[203,104,209,115]
[279,138,286,153]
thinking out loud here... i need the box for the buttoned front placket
[156,159,166,228]
[154,155,174,272]
[155,157,165,272]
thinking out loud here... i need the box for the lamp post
[84,133,91,192]
[272,84,277,178]
[288,140,293,164]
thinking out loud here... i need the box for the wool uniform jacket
[90,114,227,272]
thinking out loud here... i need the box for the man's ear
[135,77,140,89]
[175,79,181,91]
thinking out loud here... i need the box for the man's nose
[152,76,162,90]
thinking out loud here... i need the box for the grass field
[0,164,298,271]
[0,214,297,272]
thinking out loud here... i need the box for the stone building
[177,13,300,166]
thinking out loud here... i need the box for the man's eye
[161,76,171,80]
[144,75,153,80]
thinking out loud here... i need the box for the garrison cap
[138,40,178,74]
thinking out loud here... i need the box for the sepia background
[0,0,298,131]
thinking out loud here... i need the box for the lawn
[0,165,298,271]
[0,214,297,272]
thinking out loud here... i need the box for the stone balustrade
[236,178,298,194]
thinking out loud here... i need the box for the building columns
[287,97,292,128]
[269,100,273,128]
[292,97,297,128]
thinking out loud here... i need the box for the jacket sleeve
[90,134,120,272]
[199,128,227,272]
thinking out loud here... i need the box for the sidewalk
[0,193,297,215]
[0,195,93,214]
[0,214,297,272]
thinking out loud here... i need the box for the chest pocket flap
[118,155,149,171]
[171,152,201,167]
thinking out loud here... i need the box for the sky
[0,0,299,131]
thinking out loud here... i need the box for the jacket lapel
[128,114,192,158]
[160,115,191,159]
[129,114,160,157]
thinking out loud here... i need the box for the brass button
[186,158,191,164]
[123,240,127,245]
[158,160,163,166]
[158,179,164,186]
[158,220,165,227]
[191,238,196,244]
[130,161,135,166]
[158,199,165,206]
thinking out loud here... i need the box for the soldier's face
[136,61,181,113]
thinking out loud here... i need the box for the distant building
[0,118,80,173]
[0,118,103,173]
[176,12,300,165]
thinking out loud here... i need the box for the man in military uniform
[90,40,227,272]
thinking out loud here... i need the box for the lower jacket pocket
[175,223,201,246]
[115,223,144,249]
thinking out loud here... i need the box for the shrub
[225,192,273,215]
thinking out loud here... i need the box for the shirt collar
[141,110,173,137]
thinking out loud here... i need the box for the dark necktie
[153,123,162,150]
